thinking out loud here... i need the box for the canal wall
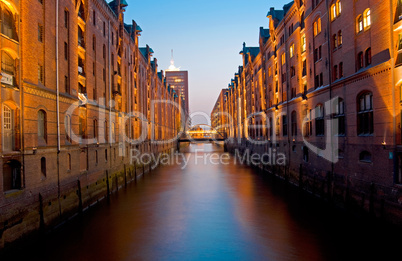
[226,140,402,227]
[0,142,178,250]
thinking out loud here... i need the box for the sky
[125,0,285,125]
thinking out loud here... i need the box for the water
[4,144,401,260]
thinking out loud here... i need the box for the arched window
[3,160,21,191]
[331,4,337,21]
[2,51,15,76]
[359,151,372,163]
[364,9,371,28]
[337,0,342,15]
[3,104,14,152]
[334,98,345,135]
[357,15,363,33]
[365,48,372,66]
[41,157,47,177]
[38,110,47,144]
[291,111,297,136]
[1,6,17,40]
[313,17,322,36]
[357,92,374,135]
[315,105,325,136]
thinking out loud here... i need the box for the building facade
[220,0,402,224]
[165,70,189,115]
[0,0,184,248]
[211,89,229,138]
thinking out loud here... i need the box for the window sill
[357,134,374,137]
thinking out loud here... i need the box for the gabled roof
[259,27,270,45]
[139,47,154,59]
[267,1,295,28]
[240,43,260,65]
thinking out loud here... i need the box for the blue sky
[125,0,284,124]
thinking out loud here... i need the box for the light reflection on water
[5,143,402,261]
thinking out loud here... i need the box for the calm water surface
[5,144,402,260]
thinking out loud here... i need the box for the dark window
[301,12,305,29]
[65,75,69,93]
[78,2,85,21]
[357,52,364,70]
[38,24,43,42]
[334,98,345,135]
[303,146,309,162]
[282,115,288,136]
[291,111,297,136]
[315,105,325,136]
[67,154,71,171]
[64,10,69,28]
[38,110,47,143]
[359,151,372,163]
[333,65,338,80]
[357,92,374,135]
[365,48,372,66]
[339,62,344,78]
[3,160,21,191]
[93,10,96,26]
[64,42,68,60]
[302,59,307,76]
[41,157,46,177]
[93,119,98,140]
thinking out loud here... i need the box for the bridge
[178,124,227,143]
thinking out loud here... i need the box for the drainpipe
[108,20,112,170]
[390,0,397,181]
[325,0,334,199]
[19,0,25,188]
[56,0,62,215]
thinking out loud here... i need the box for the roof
[267,1,294,28]
[139,47,154,59]
[240,43,260,64]
[259,27,270,45]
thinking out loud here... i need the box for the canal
[3,143,402,260]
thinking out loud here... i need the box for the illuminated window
[281,53,286,65]
[331,4,337,21]
[357,15,363,33]
[301,35,306,53]
[337,1,342,15]
[290,44,295,58]
[364,9,371,28]
[338,30,342,46]
[313,17,321,36]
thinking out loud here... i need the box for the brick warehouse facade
[215,0,402,224]
[0,0,187,248]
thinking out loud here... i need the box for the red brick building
[0,0,183,247]
[222,0,402,224]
